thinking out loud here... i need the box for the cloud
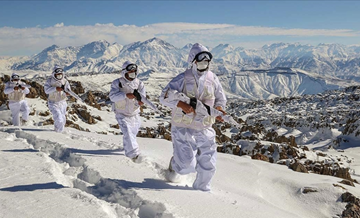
[0,22,359,56]
[54,23,64,27]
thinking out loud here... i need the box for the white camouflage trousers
[48,101,67,133]
[9,100,30,126]
[170,126,217,191]
[116,113,141,159]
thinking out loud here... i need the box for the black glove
[133,89,142,101]
[182,97,197,114]
[204,104,211,115]
[18,85,22,89]
[189,98,197,110]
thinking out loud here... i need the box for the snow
[1,39,360,217]
[1,126,358,218]
[0,131,121,218]
[221,68,356,100]
[1,81,360,217]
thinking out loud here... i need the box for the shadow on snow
[1,148,123,156]
[2,149,39,153]
[108,178,194,191]
[0,182,65,192]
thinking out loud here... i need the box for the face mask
[55,74,63,80]
[196,61,209,72]
[128,72,136,79]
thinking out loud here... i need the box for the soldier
[4,73,30,126]
[44,67,72,133]
[159,43,227,191]
[109,61,145,161]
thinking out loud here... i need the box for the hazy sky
[0,1,359,56]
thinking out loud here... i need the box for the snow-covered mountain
[11,40,124,73]
[219,67,357,99]
[8,38,360,76]
[11,45,79,71]
[0,56,29,71]
[4,38,360,100]
[211,42,360,77]
[11,38,187,74]
[113,37,187,70]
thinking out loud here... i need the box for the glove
[133,89,142,101]
[180,98,197,115]
[189,98,197,110]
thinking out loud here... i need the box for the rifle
[166,89,240,128]
[15,83,31,89]
[133,89,163,115]
[62,81,83,103]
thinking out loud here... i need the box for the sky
[0,1,359,56]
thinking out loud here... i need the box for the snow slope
[218,67,357,99]
[1,127,358,218]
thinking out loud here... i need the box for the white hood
[10,73,20,82]
[11,72,19,78]
[187,43,210,64]
[52,67,64,79]
[121,61,136,79]
[121,61,133,70]
[121,61,132,80]
[120,61,138,89]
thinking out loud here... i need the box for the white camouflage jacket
[4,81,30,102]
[109,71,146,117]
[44,75,71,103]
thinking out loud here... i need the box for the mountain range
[7,38,360,76]
[2,38,360,99]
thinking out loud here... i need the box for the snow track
[2,127,358,218]
[7,129,174,218]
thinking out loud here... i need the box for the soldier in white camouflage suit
[109,61,146,161]
[160,43,227,191]
[4,73,30,126]
[44,67,72,133]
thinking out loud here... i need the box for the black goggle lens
[194,51,213,62]
[124,64,137,72]
[54,68,64,73]
[12,76,20,80]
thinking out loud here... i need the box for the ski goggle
[11,75,20,81]
[193,51,213,62]
[54,68,64,73]
[123,64,137,72]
